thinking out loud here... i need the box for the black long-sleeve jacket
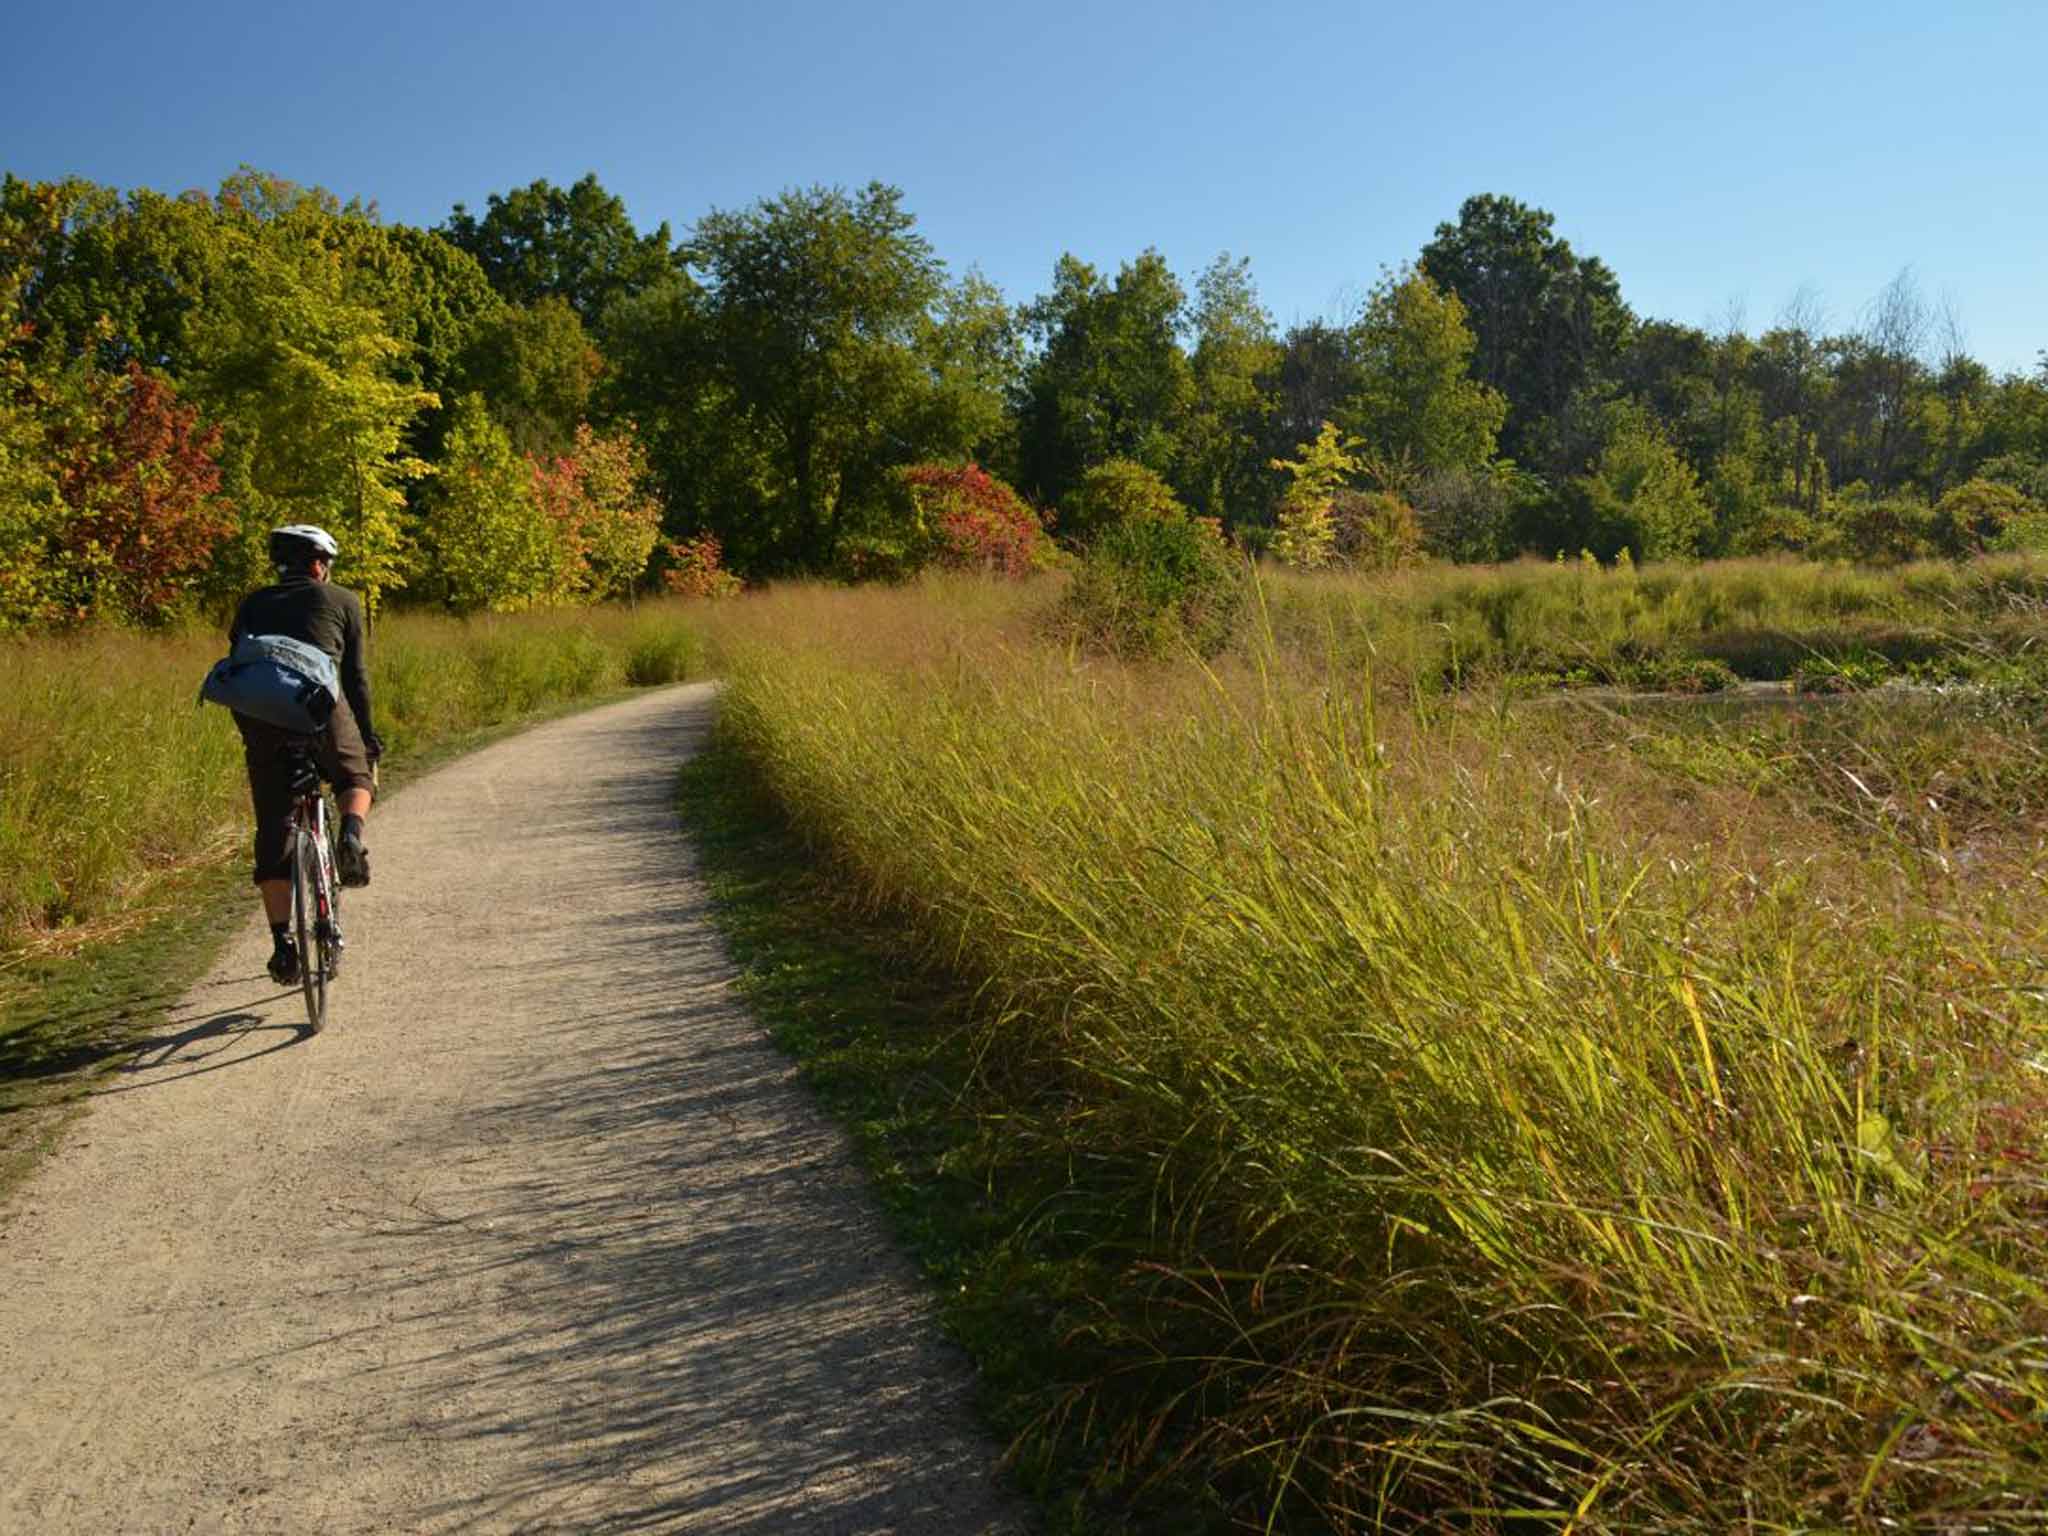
[229,575,376,742]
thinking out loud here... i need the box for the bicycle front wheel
[292,825,328,1033]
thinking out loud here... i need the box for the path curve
[0,684,1029,1535]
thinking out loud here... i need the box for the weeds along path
[0,683,1027,1535]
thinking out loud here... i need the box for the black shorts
[236,697,375,884]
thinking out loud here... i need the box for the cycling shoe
[337,833,371,889]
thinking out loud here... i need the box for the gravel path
[0,683,1030,1535]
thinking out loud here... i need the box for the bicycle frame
[285,745,343,1030]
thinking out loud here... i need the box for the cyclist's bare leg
[339,787,371,819]
[259,880,291,925]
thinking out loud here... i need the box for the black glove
[364,731,386,763]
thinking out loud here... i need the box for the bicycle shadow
[88,991,313,1095]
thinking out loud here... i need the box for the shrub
[1723,501,1818,556]
[1625,654,1738,694]
[897,462,1049,576]
[43,364,233,626]
[1057,513,1244,659]
[1058,458,1185,545]
[1409,465,1522,563]
[1994,510,2048,556]
[1331,489,1423,571]
[1978,452,2048,503]
[622,623,702,686]
[411,395,562,612]
[1793,649,1894,693]
[1815,488,1934,564]
[661,532,743,599]
[1573,405,1710,560]
[832,533,919,585]
[529,421,664,600]
[1931,477,2034,558]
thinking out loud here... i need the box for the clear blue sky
[5,0,2043,372]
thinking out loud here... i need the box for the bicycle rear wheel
[292,825,328,1032]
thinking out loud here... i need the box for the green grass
[1262,552,2048,693]
[700,571,2048,1532]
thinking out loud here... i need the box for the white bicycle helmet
[269,524,339,570]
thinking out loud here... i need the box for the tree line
[3,168,2046,630]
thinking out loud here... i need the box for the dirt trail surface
[0,684,1030,1535]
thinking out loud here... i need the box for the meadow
[6,556,2048,1530]
[696,560,2048,1531]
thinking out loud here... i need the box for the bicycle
[283,741,344,1032]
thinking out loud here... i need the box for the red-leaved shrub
[899,463,1049,577]
[662,532,742,598]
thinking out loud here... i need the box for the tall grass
[711,576,2048,1530]
[0,602,706,956]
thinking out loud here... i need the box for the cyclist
[228,525,382,985]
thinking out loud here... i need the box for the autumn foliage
[528,421,663,601]
[27,364,231,625]
[898,462,1049,576]
[661,533,742,598]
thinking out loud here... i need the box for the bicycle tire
[293,824,327,1032]
[317,805,344,983]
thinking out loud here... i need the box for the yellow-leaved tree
[411,395,560,612]
[186,177,436,612]
[1270,422,1361,569]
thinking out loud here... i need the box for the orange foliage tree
[47,364,231,624]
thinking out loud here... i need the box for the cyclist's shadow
[93,980,315,1095]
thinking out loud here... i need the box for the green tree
[452,296,602,457]
[439,174,681,332]
[0,193,65,629]
[370,224,507,401]
[1013,250,1192,507]
[1745,291,1833,512]
[1342,267,1505,482]
[1257,322,1364,506]
[184,213,433,610]
[1977,368,2048,490]
[1270,422,1362,569]
[914,270,1022,478]
[599,274,785,571]
[686,182,989,572]
[1418,194,1631,470]
[1572,405,1710,560]
[3,177,228,377]
[1174,254,1281,525]
[3,172,443,610]
[0,401,58,630]
[412,395,558,611]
